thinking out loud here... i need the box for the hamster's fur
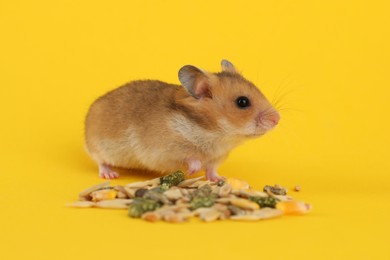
[85,60,280,181]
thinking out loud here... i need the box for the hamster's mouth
[258,122,277,131]
[246,129,266,138]
[250,125,275,137]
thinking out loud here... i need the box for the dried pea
[160,171,185,190]
[249,196,279,208]
[190,195,217,210]
[263,185,287,195]
[128,198,161,218]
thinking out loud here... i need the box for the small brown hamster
[85,60,280,181]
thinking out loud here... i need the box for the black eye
[236,96,251,109]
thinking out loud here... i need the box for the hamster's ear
[178,65,212,99]
[221,59,237,73]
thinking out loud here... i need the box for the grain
[69,173,311,223]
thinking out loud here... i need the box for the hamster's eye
[236,96,251,109]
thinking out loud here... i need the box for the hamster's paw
[205,167,225,182]
[98,163,120,179]
[187,159,202,175]
[99,171,120,179]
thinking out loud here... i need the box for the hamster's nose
[259,112,280,128]
[268,112,280,126]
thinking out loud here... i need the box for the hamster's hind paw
[99,171,120,179]
[98,163,120,179]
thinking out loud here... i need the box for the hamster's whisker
[271,75,289,104]
[274,100,302,111]
[271,74,294,105]
[272,84,303,109]
[276,107,303,113]
[261,106,277,115]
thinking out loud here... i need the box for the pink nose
[260,112,280,128]
[269,113,280,126]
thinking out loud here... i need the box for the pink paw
[207,175,225,182]
[99,171,120,179]
[98,163,120,179]
[187,159,202,175]
[205,167,225,182]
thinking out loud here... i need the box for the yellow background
[1,0,389,259]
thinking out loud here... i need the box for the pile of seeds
[69,171,311,223]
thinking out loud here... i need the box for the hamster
[85,60,280,181]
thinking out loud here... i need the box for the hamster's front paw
[187,159,202,175]
[205,167,225,182]
[98,163,120,179]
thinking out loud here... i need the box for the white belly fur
[92,114,244,172]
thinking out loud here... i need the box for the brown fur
[85,61,279,178]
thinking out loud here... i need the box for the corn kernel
[91,189,118,202]
[226,178,250,190]
[276,201,311,215]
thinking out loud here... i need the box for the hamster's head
[178,60,280,138]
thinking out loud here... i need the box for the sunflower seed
[230,198,260,210]
[230,208,283,221]
[95,199,133,209]
[196,208,221,222]
[67,201,96,208]
[218,184,232,197]
[164,187,183,201]
[177,176,204,187]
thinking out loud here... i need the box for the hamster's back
[87,80,180,130]
[85,80,182,153]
